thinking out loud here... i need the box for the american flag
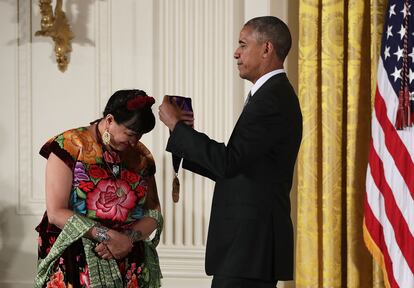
[363,1,414,287]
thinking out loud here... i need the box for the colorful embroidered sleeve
[136,142,156,176]
[121,141,156,176]
[40,130,80,170]
[39,128,102,170]
[120,142,157,221]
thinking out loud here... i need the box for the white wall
[0,0,297,287]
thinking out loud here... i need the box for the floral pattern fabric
[36,126,156,288]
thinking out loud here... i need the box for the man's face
[234,25,265,83]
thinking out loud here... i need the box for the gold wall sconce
[35,0,74,72]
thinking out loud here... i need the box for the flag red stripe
[364,196,398,288]
[369,140,414,273]
[374,88,414,198]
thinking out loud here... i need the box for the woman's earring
[102,129,111,145]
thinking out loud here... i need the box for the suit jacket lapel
[228,73,288,143]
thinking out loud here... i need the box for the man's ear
[263,41,275,58]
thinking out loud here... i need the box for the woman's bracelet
[94,224,110,242]
[125,229,143,243]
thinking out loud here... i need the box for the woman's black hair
[103,89,156,134]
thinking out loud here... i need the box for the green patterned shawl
[34,211,163,288]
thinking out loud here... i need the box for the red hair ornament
[127,96,155,111]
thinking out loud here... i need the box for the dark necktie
[244,91,252,107]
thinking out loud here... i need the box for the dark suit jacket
[166,73,302,281]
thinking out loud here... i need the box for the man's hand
[158,96,194,131]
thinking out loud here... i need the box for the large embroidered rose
[87,179,137,222]
[88,165,109,180]
[121,169,141,184]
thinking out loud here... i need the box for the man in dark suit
[159,16,302,288]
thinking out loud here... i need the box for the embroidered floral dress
[36,126,159,288]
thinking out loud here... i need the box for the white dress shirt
[250,69,285,97]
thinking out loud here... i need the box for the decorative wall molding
[17,0,40,215]
[152,0,244,279]
[158,247,209,278]
[17,1,112,215]
[95,0,112,115]
[153,0,243,245]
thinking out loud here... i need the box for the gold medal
[172,174,180,203]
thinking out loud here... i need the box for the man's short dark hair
[245,16,292,61]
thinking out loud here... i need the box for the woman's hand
[94,242,114,260]
[103,230,134,260]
